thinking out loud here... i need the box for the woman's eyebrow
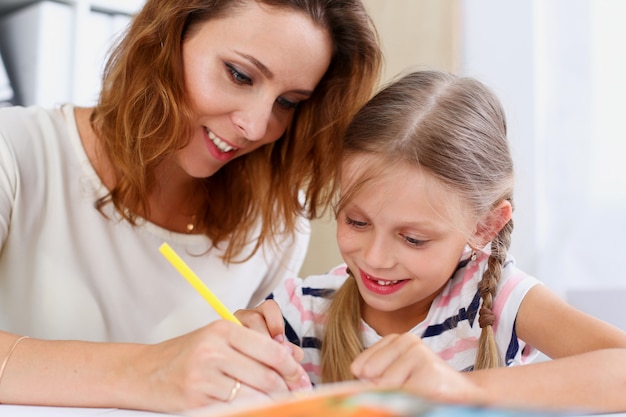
[235,51,274,79]
[235,51,314,97]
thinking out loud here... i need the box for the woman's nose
[232,98,274,142]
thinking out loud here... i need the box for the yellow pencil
[159,242,242,325]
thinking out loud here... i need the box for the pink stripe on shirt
[285,278,327,323]
[435,253,485,309]
[436,336,479,361]
[491,272,525,333]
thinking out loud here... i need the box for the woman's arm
[0,320,311,413]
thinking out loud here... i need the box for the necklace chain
[185,214,197,233]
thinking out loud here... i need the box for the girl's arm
[467,348,626,412]
[0,320,310,412]
[515,284,626,358]
[351,333,626,412]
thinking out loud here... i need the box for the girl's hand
[137,318,311,412]
[235,299,304,362]
[350,333,487,406]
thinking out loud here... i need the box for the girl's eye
[345,217,368,229]
[276,96,298,110]
[403,235,427,248]
[226,63,252,85]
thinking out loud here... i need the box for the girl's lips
[359,269,409,295]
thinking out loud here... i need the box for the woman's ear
[471,200,512,249]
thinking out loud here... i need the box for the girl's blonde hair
[91,0,382,262]
[321,70,514,382]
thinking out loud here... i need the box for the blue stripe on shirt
[422,290,481,338]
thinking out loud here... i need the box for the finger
[285,342,304,362]
[233,303,303,362]
[228,382,274,407]
[370,340,432,387]
[227,326,311,394]
[235,308,272,335]
[351,334,403,378]
[235,300,285,340]
[254,300,287,341]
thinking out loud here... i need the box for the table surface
[0,405,178,416]
[1,404,625,417]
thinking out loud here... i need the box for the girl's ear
[471,200,512,249]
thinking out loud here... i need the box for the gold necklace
[185,214,197,233]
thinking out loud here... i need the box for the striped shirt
[269,250,540,385]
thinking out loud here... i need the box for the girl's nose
[362,233,395,270]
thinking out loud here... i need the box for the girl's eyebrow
[235,51,314,98]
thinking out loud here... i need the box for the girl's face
[179,1,332,178]
[337,156,478,335]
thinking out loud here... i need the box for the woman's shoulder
[0,104,62,122]
[0,104,69,143]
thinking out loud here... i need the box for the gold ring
[227,379,241,402]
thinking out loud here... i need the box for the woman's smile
[204,128,240,162]
[180,1,332,179]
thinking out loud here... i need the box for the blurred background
[1,0,625,329]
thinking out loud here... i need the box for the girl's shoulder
[270,264,349,307]
[447,251,540,301]
[275,264,349,296]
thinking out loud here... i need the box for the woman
[0,0,381,412]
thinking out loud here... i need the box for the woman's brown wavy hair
[91,0,382,262]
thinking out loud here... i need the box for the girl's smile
[358,268,410,295]
[337,156,476,334]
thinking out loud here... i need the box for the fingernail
[273,334,285,343]
[299,374,312,390]
[282,343,293,355]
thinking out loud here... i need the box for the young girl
[264,70,626,394]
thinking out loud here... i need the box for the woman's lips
[204,128,239,162]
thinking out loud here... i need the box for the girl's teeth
[376,280,399,286]
[366,275,399,286]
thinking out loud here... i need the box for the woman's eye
[276,96,298,110]
[345,217,368,229]
[226,63,252,85]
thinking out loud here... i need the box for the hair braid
[475,215,514,369]
[320,271,363,383]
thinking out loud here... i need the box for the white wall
[460,0,626,316]
[0,0,139,107]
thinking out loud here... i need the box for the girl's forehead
[340,154,476,228]
[341,154,421,188]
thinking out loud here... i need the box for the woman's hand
[136,317,311,412]
[350,333,487,406]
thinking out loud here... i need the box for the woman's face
[179,1,332,178]
[336,156,477,334]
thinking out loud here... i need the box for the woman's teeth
[207,130,235,153]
